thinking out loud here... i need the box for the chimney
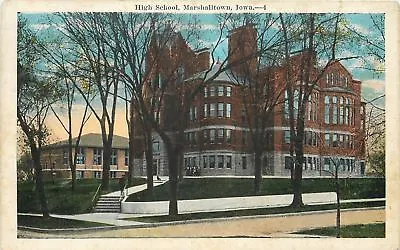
[228,23,258,76]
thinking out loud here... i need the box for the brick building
[135,23,366,177]
[42,23,365,179]
[41,133,130,179]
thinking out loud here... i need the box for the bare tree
[51,13,122,191]
[279,13,358,207]
[223,14,287,193]
[17,17,63,216]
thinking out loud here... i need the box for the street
[18,208,384,238]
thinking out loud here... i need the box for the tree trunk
[31,149,49,217]
[145,134,154,197]
[128,136,135,186]
[254,150,262,194]
[336,169,341,238]
[167,147,179,216]
[68,135,76,191]
[178,151,184,181]
[128,101,135,186]
[291,131,305,208]
[102,142,111,191]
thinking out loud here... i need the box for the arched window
[339,97,344,124]
[324,96,330,124]
[284,90,289,119]
[294,89,299,118]
[332,96,338,124]
[345,98,350,125]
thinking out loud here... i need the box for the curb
[18,206,385,233]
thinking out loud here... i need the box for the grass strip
[18,215,111,229]
[293,223,385,238]
[18,178,146,214]
[126,177,385,202]
[124,201,385,223]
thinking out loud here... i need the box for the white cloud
[362,79,385,93]
[348,23,371,36]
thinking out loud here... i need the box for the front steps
[94,195,121,213]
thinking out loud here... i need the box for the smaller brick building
[41,133,130,179]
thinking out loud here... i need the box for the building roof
[184,63,246,84]
[46,133,129,149]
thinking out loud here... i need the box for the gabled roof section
[47,133,129,149]
[184,63,247,84]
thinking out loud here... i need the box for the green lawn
[124,201,385,223]
[18,215,111,229]
[126,177,385,202]
[294,223,385,238]
[18,178,146,214]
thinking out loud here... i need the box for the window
[110,171,117,179]
[204,87,208,98]
[242,131,248,146]
[325,133,331,147]
[339,97,344,124]
[306,131,313,146]
[154,111,160,124]
[153,141,160,152]
[203,156,208,168]
[332,134,338,147]
[218,155,224,168]
[308,157,313,170]
[210,129,216,143]
[94,171,101,179]
[218,86,224,96]
[345,98,350,125]
[93,148,102,165]
[63,150,68,165]
[226,86,232,97]
[242,108,247,123]
[110,149,117,165]
[218,103,224,117]
[226,156,232,169]
[242,156,247,169]
[189,106,197,121]
[125,149,129,166]
[330,73,334,85]
[345,77,349,87]
[203,130,208,143]
[313,93,318,121]
[204,104,208,118]
[76,147,85,164]
[293,89,299,118]
[324,158,331,171]
[226,129,232,144]
[210,86,215,96]
[284,130,290,144]
[217,129,224,142]
[324,96,330,124]
[226,103,232,118]
[284,90,289,119]
[332,96,338,124]
[285,156,293,169]
[209,155,215,168]
[326,74,329,85]
[339,134,344,147]
[303,157,307,170]
[210,103,216,117]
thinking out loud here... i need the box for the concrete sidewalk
[18,176,385,228]
[102,176,169,197]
